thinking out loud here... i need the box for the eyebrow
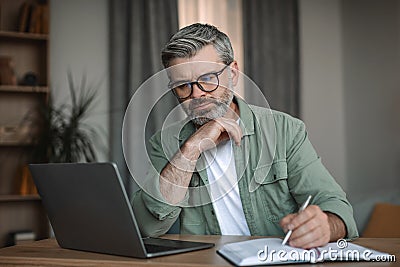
[169,79,191,87]
[169,69,220,85]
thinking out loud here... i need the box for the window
[178,0,244,96]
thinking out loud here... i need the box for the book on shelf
[18,1,49,34]
[217,238,390,266]
[41,4,49,34]
[28,3,39,34]
[18,2,30,32]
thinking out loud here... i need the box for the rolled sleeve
[132,189,180,237]
[318,199,359,240]
[131,131,184,236]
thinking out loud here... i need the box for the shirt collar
[236,96,255,136]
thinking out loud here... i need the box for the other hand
[188,117,242,153]
[280,205,330,249]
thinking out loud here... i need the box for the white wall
[50,0,109,161]
[299,0,347,189]
[342,0,400,200]
[342,0,400,231]
[299,0,400,232]
[178,0,244,75]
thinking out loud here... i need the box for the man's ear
[230,61,239,86]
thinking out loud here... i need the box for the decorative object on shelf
[18,165,37,195]
[6,230,36,246]
[21,72,39,86]
[30,72,100,163]
[0,125,34,145]
[0,56,17,85]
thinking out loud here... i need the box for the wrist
[181,139,202,161]
[327,212,347,241]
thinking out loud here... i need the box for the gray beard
[190,102,228,126]
[183,89,234,126]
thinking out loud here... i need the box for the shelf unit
[0,85,49,93]
[0,30,49,40]
[0,0,50,247]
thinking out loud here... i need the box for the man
[132,23,358,249]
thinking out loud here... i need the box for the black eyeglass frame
[169,63,231,100]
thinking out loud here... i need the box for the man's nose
[191,83,206,98]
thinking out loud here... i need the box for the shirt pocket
[252,161,296,222]
[180,208,206,234]
[253,161,288,184]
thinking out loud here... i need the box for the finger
[289,215,320,240]
[280,214,297,232]
[289,210,330,248]
[226,124,242,145]
[289,205,320,230]
[215,118,242,145]
[289,226,330,249]
[196,120,230,145]
[224,120,242,145]
[300,234,330,249]
[217,132,230,143]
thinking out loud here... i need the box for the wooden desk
[0,235,398,266]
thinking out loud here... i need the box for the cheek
[214,88,232,101]
[180,99,191,110]
[218,79,230,90]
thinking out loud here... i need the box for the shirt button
[211,210,215,215]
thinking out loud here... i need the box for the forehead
[170,44,220,65]
[167,45,224,81]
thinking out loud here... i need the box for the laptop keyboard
[144,243,177,253]
[142,237,214,254]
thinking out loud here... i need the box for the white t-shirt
[202,139,251,235]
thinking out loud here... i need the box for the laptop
[29,162,214,258]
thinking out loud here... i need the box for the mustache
[188,97,220,109]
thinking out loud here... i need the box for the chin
[191,109,228,126]
[191,117,212,126]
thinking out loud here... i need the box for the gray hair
[161,23,234,68]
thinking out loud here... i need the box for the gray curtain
[243,0,300,117]
[109,0,179,195]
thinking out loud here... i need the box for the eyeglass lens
[172,64,229,99]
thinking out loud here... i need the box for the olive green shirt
[132,98,359,239]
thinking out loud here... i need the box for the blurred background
[50,0,400,237]
[0,0,399,246]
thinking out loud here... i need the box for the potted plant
[18,72,101,194]
[31,72,100,163]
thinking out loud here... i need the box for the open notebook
[218,238,390,266]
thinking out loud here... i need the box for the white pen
[281,195,312,246]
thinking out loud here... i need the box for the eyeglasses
[169,64,230,100]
